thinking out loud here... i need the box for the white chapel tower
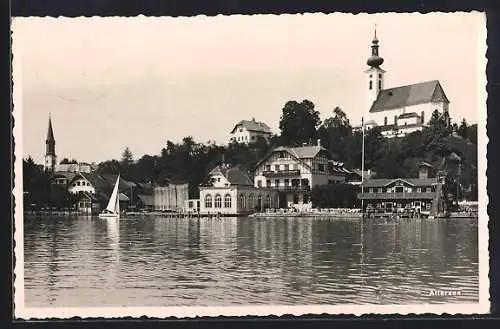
[365,27,385,116]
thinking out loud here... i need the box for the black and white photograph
[12,12,488,318]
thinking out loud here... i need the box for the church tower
[365,27,386,115]
[44,115,57,172]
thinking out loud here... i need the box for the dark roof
[398,112,420,119]
[46,117,55,142]
[362,177,439,188]
[51,171,77,181]
[209,165,253,186]
[230,119,272,134]
[137,194,154,206]
[254,145,331,170]
[370,80,449,113]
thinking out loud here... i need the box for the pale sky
[13,12,485,164]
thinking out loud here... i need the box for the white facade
[199,186,278,215]
[367,101,448,130]
[228,119,272,145]
[68,177,95,194]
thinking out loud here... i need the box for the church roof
[230,119,272,134]
[370,80,449,113]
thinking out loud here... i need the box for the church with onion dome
[354,28,451,138]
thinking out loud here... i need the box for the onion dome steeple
[366,26,384,68]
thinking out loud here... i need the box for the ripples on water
[23,216,478,307]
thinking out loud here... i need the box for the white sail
[105,174,120,213]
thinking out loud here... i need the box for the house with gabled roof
[354,29,451,138]
[253,141,347,209]
[228,118,272,144]
[199,163,278,215]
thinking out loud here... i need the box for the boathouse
[357,162,445,217]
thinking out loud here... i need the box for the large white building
[356,29,450,138]
[253,142,348,209]
[228,118,272,144]
[199,164,278,215]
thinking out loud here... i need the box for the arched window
[257,194,263,210]
[267,195,272,208]
[378,80,382,90]
[224,194,232,208]
[205,194,212,208]
[248,194,254,209]
[239,193,246,209]
[369,80,373,90]
[215,194,222,208]
[384,117,387,125]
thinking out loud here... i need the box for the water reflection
[24,216,478,307]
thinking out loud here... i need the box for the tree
[457,118,468,140]
[121,147,134,166]
[423,110,452,157]
[364,126,386,170]
[311,184,360,208]
[279,100,321,146]
[317,106,352,159]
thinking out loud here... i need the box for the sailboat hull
[98,213,120,219]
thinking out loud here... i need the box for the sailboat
[99,174,121,219]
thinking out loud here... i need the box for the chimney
[317,139,321,147]
[252,117,256,122]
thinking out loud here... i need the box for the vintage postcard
[12,12,489,319]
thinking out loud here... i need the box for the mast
[361,117,365,212]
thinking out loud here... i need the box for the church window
[378,80,382,90]
[379,74,382,78]
[369,80,373,90]
[369,74,372,78]
[421,111,425,124]
[384,117,387,125]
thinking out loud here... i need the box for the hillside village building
[357,162,445,217]
[229,118,272,144]
[253,142,348,209]
[354,30,451,138]
[199,164,278,215]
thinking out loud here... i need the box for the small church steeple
[44,114,57,172]
[365,25,386,115]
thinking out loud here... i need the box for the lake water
[23,216,478,307]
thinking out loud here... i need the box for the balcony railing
[264,185,310,191]
[357,192,436,200]
[262,169,301,177]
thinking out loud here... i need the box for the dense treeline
[23,98,479,209]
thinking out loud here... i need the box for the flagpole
[361,117,365,213]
